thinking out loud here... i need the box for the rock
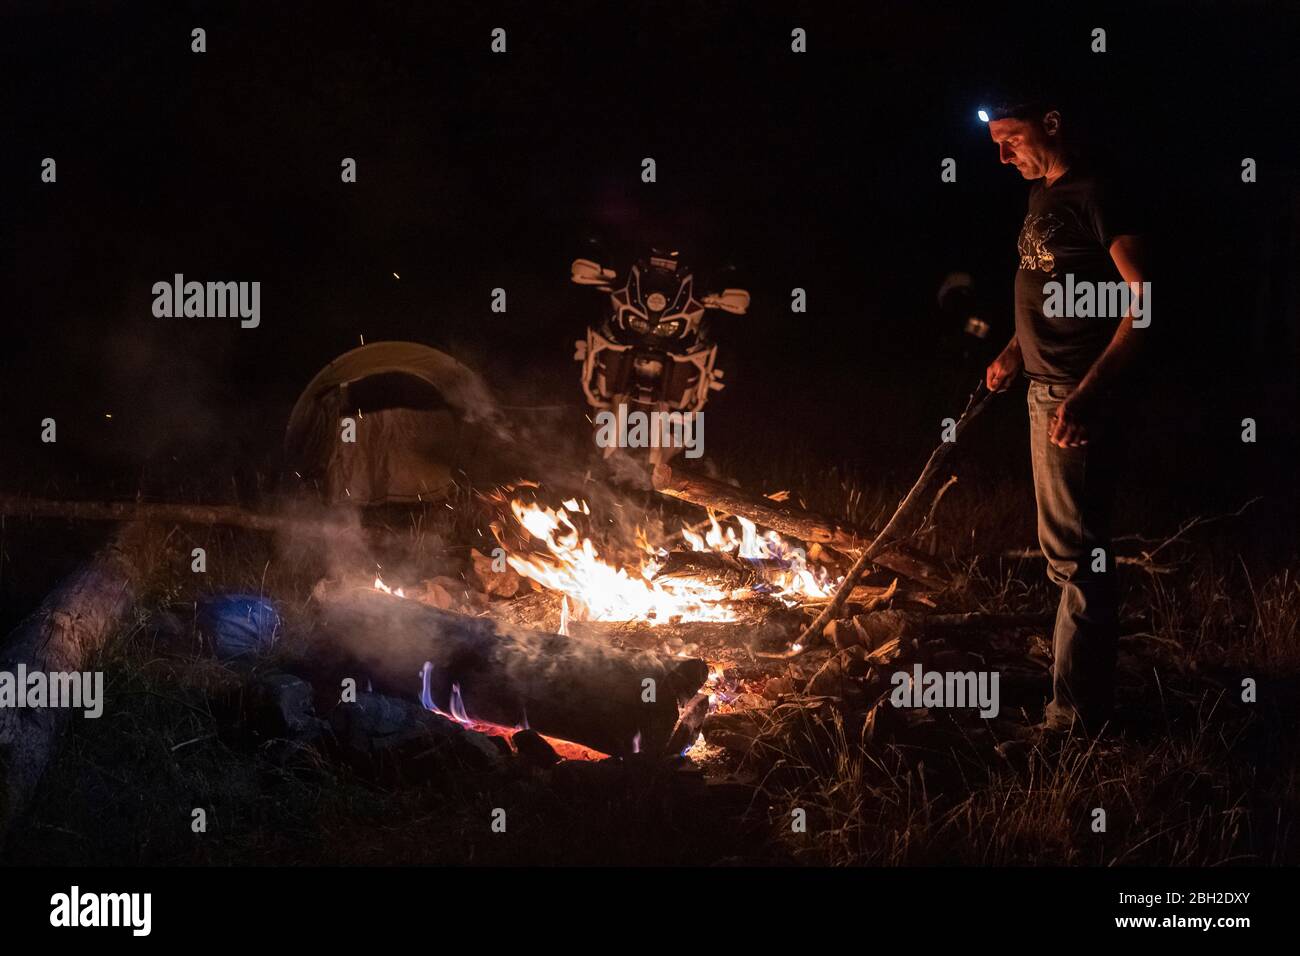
[215,671,327,748]
[415,576,486,611]
[420,581,454,609]
[840,645,873,678]
[826,619,855,650]
[470,550,526,598]
[806,654,852,697]
[799,650,880,703]
[854,609,917,649]
[702,712,763,754]
[328,692,505,779]
[761,676,799,700]
[512,729,560,767]
[247,672,325,741]
[548,757,632,795]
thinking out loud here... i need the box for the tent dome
[285,342,503,505]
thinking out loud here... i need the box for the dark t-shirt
[1014,164,1136,383]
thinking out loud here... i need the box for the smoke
[272,495,372,586]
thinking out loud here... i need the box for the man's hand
[986,339,1023,392]
[1049,393,1090,448]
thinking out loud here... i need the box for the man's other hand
[1050,395,1090,448]
[986,341,1023,392]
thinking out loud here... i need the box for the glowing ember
[418,660,604,760]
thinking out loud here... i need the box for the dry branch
[780,384,996,657]
[1001,498,1263,575]
[0,494,349,538]
[651,465,949,589]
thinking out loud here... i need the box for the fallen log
[0,495,447,571]
[651,464,949,589]
[0,522,155,834]
[0,494,351,538]
[314,586,708,758]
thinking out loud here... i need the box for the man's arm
[986,334,1023,391]
[1049,234,1150,447]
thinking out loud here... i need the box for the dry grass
[722,455,1299,867]
[4,455,1295,866]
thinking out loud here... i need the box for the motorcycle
[571,249,749,465]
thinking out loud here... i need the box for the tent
[285,342,503,505]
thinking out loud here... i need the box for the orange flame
[501,497,840,625]
[505,499,736,624]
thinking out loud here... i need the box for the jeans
[1027,381,1120,731]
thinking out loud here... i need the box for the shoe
[993,719,1074,760]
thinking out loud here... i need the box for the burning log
[651,464,949,589]
[649,550,808,597]
[654,549,767,581]
[0,522,155,833]
[314,586,708,757]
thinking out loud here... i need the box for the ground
[3,411,1295,866]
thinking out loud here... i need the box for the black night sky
[3,0,1297,507]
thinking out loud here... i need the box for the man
[984,96,1150,737]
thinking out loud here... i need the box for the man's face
[988,115,1059,180]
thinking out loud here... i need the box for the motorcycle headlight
[619,307,652,333]
[652,319,685,338]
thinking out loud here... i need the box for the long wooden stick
[785,383,996,656]
[0,494,344,536]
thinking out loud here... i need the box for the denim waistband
[1027,380,1077,401]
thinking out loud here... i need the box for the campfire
[321,471,933,765]
[356,486,836,760]
[498,495,841,627]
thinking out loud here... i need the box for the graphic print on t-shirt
[1018,213,1062,273]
